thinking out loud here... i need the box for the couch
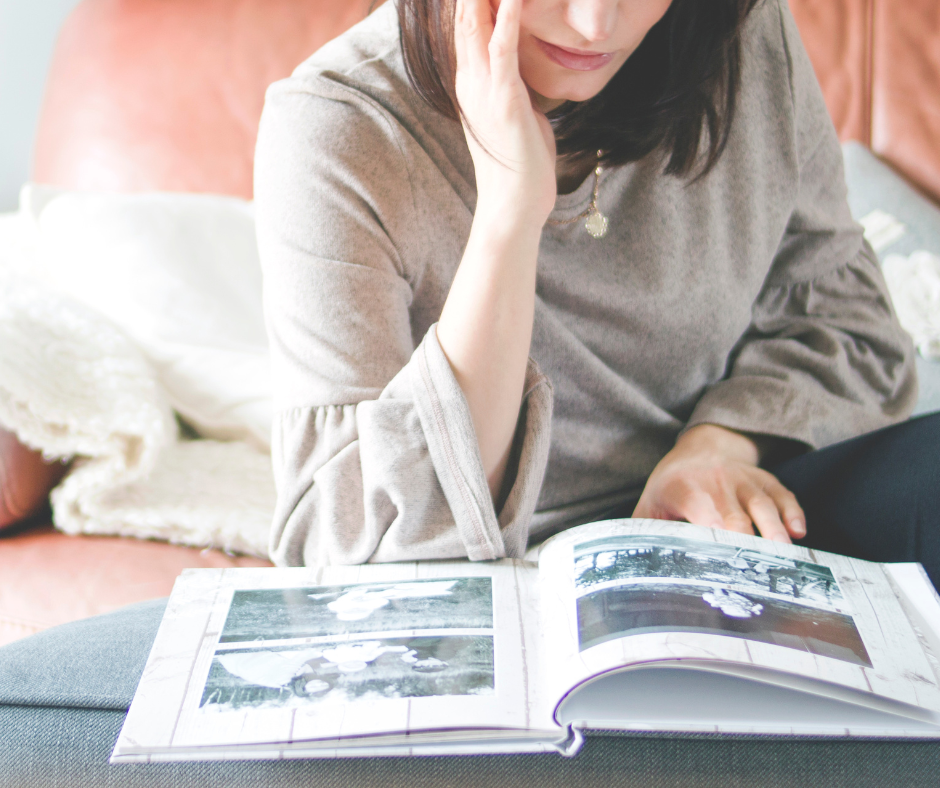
[0,0,938,648]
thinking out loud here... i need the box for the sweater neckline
[548,163,614,225]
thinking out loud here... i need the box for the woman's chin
[525,75,611,110]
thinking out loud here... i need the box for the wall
[0,0,82,211]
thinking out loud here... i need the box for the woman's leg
[769,413,940,587]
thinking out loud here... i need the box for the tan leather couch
[791,0,940,204]
[1,0,938,646]
[0,0,378,646]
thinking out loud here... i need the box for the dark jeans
[770,412,940,588]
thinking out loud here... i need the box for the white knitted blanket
[883,251,940,361]
[0,272,274,558]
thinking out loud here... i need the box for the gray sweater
[255,0,916,568]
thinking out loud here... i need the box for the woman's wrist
[676,424,804,467]
[466,204,548,263]
[437,187,543,501]
[674,424,760,466]
[472,183,554,236]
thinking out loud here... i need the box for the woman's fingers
[738,481,791,543]
[658,483,726,532]
[657,468,756,537]
[454,0,469,72]
[488,0,523,83]
[455,0,494,76]
[762,474,806,539]
[634,441,807,545]
[711,481,762,536]
[675,484,792,543]
[453,0,556,207]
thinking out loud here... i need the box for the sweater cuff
[410,325,553,560]
[685,375,896,451]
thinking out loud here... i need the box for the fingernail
[791,519,805,537]
[772,534,791,544]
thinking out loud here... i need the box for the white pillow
[14,184,272,451]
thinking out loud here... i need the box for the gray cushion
[0,599,165,710]
[843,142,940,416]
[843,141,940,260]
[2,599,940,787]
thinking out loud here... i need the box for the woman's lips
[535,38,614,72]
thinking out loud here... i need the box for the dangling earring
[546,151,609,239]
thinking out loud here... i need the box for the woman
[256,0,935,580]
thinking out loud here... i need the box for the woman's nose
[563,0,619,42]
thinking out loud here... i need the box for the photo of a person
[573,534,871,665]
[201,636,494,711]
[220,577,493,642]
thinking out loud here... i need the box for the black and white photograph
[573,535,871,666]
[575,535,846,612]
[219,577,493,642]
[577,582,871,665]
[200,635,495,711]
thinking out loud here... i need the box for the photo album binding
[112,519,940,762]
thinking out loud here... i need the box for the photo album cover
[112,519,940,763]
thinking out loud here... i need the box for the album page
[113,559,562,762]
[536,519,940,732]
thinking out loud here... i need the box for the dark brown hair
[398,0,761,177]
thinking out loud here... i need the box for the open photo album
[111,519,940,763]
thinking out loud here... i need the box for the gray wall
[0,0,82,212]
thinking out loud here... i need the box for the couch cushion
[844,142,940,260]
[0,524,270,648]
[788,0,873,145]
[0,428,65,531]
[3,600,940,787]
[871,0,940,205]
[843,142,940,417]
[790,0,940,207]
[32,0,378,197]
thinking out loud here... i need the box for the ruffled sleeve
[686,249,916,449]
[256,67,553,568]
[686,0,917,448]
[268,340,552,567]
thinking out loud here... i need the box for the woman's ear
[0,428,68,530]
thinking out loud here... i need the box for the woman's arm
[437,0,556,500]
[634,0,915,544]
[256,3,555,567]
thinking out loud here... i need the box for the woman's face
[507,0,674,111]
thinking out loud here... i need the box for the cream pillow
[15,185,272,451]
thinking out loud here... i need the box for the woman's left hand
[632,424,806,543]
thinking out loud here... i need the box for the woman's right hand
[438,0,555,504]
[454,0,557,228]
